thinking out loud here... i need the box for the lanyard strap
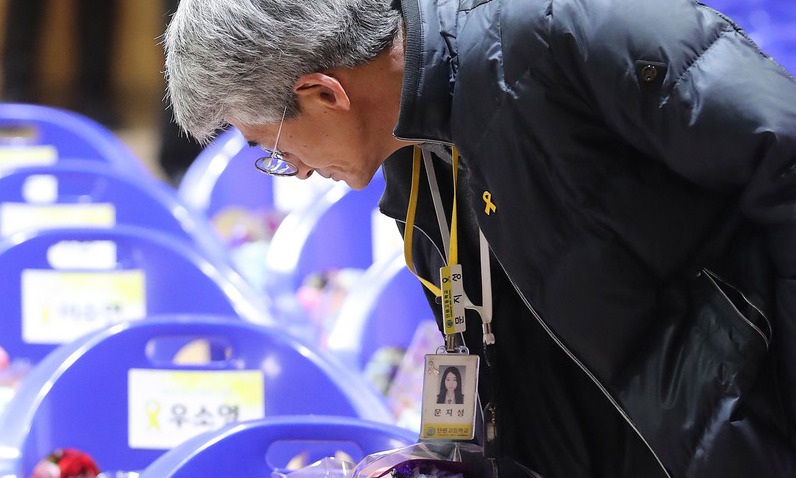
[403,145,494,343]
[403,146,443,296]
[404,145,459,295]
[450,147,460,266]
[478,229,494,345]
[422,148,451,261]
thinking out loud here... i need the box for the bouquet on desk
[276,442,491,478]
[351,442,488,478]
[29,448,100,478]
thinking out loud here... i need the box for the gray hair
[164,0,401,143]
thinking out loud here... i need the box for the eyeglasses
[254,106,299,176]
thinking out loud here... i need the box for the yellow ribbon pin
[427,360,439,376]
[483,191,496,215]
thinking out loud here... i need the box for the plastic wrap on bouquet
[350,442,491,478]
[272,457,356,478]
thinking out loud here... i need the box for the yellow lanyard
[403,145,495,351]
[403,145,459,297]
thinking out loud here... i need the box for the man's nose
[296,168,314,180]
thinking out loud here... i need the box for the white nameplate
[21,269,146,344]
[0,203,116,237]
[128,369,265,449]
[0,145,58,171]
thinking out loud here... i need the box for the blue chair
[326,251,440,433]
[177,128,275,219]
[703,0,796,72]
[0,316,396,478]
[263,173,389,305]
[177,127,331,220]
[0,225,273,367]
[176,127,332,292]
[326,250,436,372]
[0,160,231,267]
[0,103,147,175]
[139,415,418,478]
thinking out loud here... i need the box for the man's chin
[345,180,366,190]
[345,172,379,190]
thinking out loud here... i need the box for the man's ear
[293,73,351,111]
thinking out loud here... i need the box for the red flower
[48,448,101,478]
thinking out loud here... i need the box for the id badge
[419,353,479,440]
[440,264,466,335]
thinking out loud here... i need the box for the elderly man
[164,0,796,476]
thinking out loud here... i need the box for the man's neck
[338,29,412,157]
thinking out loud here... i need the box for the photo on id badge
[420,354,479,440]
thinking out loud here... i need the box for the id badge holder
[419,264,480,440]
[419,353,480,440]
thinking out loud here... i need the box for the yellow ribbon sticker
[146,400,161,430]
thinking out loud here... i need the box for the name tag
[0,203,116,237]
[0,145,57,171]
[21,269,147,344]
[440,264,466,335]
[420,353,479,440]
[128,369,265,449]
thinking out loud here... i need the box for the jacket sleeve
[548,0,796,415]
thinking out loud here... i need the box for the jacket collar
[394,0,458,144]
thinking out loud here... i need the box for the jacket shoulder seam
[667,25,733,101]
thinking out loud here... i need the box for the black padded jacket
[378,0,796,476]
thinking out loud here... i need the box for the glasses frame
[254,106,299,176]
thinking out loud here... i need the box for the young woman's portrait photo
[436,366,465,404]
